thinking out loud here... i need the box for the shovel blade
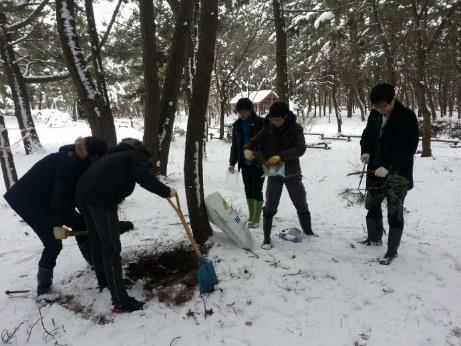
[197,258,218,294]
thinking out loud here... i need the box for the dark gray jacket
[244,112,306,177]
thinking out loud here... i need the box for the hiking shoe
[378,252,398,265]
[261,242,272,250]
[359,238,382,246]
[112,297,145,313]
[304,231,318,237]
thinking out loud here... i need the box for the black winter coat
[76,143,170,209]
[3,143,89,230]
[229,112,264,169]
[360,100,419,189]
[244,112,306,177]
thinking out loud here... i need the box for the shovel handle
[167,195,203,258]
[70,231,88,237]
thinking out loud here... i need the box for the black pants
[34,225,89,269]
[35,226,63,269]
[365,174,410,228]
[263,174,309,217]
[241,164,264,201]
[79,204,129,305]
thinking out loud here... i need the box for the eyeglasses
[372,103,389,110]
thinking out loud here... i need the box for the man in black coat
[3,136,107,295]
[244,101,315,249]
[229,98,265,228]
[76,138,177,312]
[360,83,419,264]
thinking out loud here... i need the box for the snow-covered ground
[1,113,460,346]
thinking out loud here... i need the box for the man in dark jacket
[76,138,177,312]
[360,83,419,264]
[3,136,108,295]
[229,98,265,228]
[243,101,315,249]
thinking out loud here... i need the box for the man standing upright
[229,98,265,228]
[360,83,419,264]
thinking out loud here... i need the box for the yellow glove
[53,226,70,240]
[169,187,178,197]
[267,155,281,166]
[244,149,256,160]
[360,153,370,163]
[374,167,389,178]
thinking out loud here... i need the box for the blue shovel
[168,195,218,294]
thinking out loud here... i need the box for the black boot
[362,216,384,245]
[112,296,145,313]
[262,217,273,249]
[37,266,53,295]
[298,211,317,236]
[386,227,403,258]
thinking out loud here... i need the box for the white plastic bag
[262,162,285,177]
[205,191,254,249]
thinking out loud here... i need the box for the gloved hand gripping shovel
[167,195,218,294]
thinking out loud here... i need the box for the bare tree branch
[23,71,70,83]
[166,0,180,16]
[426,1,461,54]
[97,0,123,51]
[6,0,50,31]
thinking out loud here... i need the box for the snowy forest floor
[1,113,460,346]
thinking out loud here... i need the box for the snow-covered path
[1,115,460,346]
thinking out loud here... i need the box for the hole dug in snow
[125,246,200,305]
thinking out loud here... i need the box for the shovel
[53,227,88,240]
[167,195,218,294]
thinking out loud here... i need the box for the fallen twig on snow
[1,320,27,343]
[170,336,181,346]
[282,270,302,277]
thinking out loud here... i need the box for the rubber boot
[246,199,255,223]
[298,211,316,236]
[37,266,53,296]
[386,227,403,258]
[262,216,273,249]
[364,216,384,245]
[251,200,264,228]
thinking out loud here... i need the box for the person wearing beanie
[360,83,419,264]
[3,136,108,296]
[243,101,315,249]
[76,138,177,313]
[229,98,265,228]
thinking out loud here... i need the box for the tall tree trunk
[55,0,116,146]
[332,86,342,133]
[414,44,431,157]
[0,13,41,154]
[85,0,113,111]
[369,0,396,85]
[219,98,227,140]
[140,0,161,170]
[354,84,366,121]
[184,0,218,244]
[272,0,288,103]
[426,83,437,120]
[0,115,18,190]
[346,87,353,118]
[158,0,194,175]
[411,1,432,157]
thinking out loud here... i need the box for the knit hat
[235,98,253,111]
[268,101,290,118]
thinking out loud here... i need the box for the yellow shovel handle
[167,195,203,258]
